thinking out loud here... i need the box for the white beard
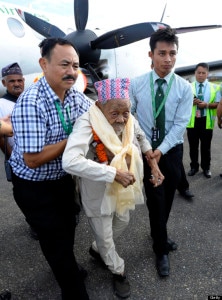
[112,123,125,138]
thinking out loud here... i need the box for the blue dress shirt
[130,70,193,154]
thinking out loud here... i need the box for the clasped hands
[115,169,136,188]
[114,149,165,188]
[193,97,207,109]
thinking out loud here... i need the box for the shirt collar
[197,79,208,87]
[39,76,73,105]
[152,70,173,85]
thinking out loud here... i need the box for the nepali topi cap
[94,78,130,103]
[2,62,23,77]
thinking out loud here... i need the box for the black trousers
[143,144,183,256]
[177,162,189,193]
[12,173,89,300]
[187,117,213,171]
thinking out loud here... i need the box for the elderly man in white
[62,77,164,299]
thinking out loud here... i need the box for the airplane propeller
[16,0,168,74]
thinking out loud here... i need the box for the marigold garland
[92,128,108,164]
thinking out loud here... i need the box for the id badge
[196,109,201,118]
[152,127,160,142]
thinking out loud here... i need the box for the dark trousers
[12,173,89,300]
[143,144,183,256]
[187,117,213,171]
[177,162,189,193]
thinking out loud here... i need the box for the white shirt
[0,97,15,148]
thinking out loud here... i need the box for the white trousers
[88,211,130,274]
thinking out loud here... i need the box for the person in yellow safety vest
[187,62,221,179]
[217,95,222,178]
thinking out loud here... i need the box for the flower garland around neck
[92,128,108,164]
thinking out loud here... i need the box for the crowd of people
[0,27,222,300]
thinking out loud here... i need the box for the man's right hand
[115,170,136,188]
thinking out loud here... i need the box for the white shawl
[89,103,144,216]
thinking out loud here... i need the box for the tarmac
[0,127,222,300]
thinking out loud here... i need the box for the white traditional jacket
[62,104,152,217]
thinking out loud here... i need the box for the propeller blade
[74,0,88,31]
[160,2,167,23]
[91,22,168,49]
[16,9,65,38]
[174,24,222,34]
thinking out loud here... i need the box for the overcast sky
[4,0,222,29]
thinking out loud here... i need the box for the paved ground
[0,127,222,300]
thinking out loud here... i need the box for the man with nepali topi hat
[62,77,164,299]
[0,62,25,155]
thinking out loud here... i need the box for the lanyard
[54,101,73,135]
[150,73,174,121]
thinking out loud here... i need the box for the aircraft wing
[175,24,222,34]
[175,60,222,76]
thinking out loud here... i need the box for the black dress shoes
[203,170,211,178]
[113,273,131,299]
[167,238,178,251]
[156,254,169,277]
[179,189,194,199]
[188,168,198,176]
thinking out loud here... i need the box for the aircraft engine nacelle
[65,29,101,67]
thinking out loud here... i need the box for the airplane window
[7,17,25,38]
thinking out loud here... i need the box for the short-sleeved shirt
[9,76,92,181]
[193,80,221,117]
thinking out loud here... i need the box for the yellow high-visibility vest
[187,82,220,129]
